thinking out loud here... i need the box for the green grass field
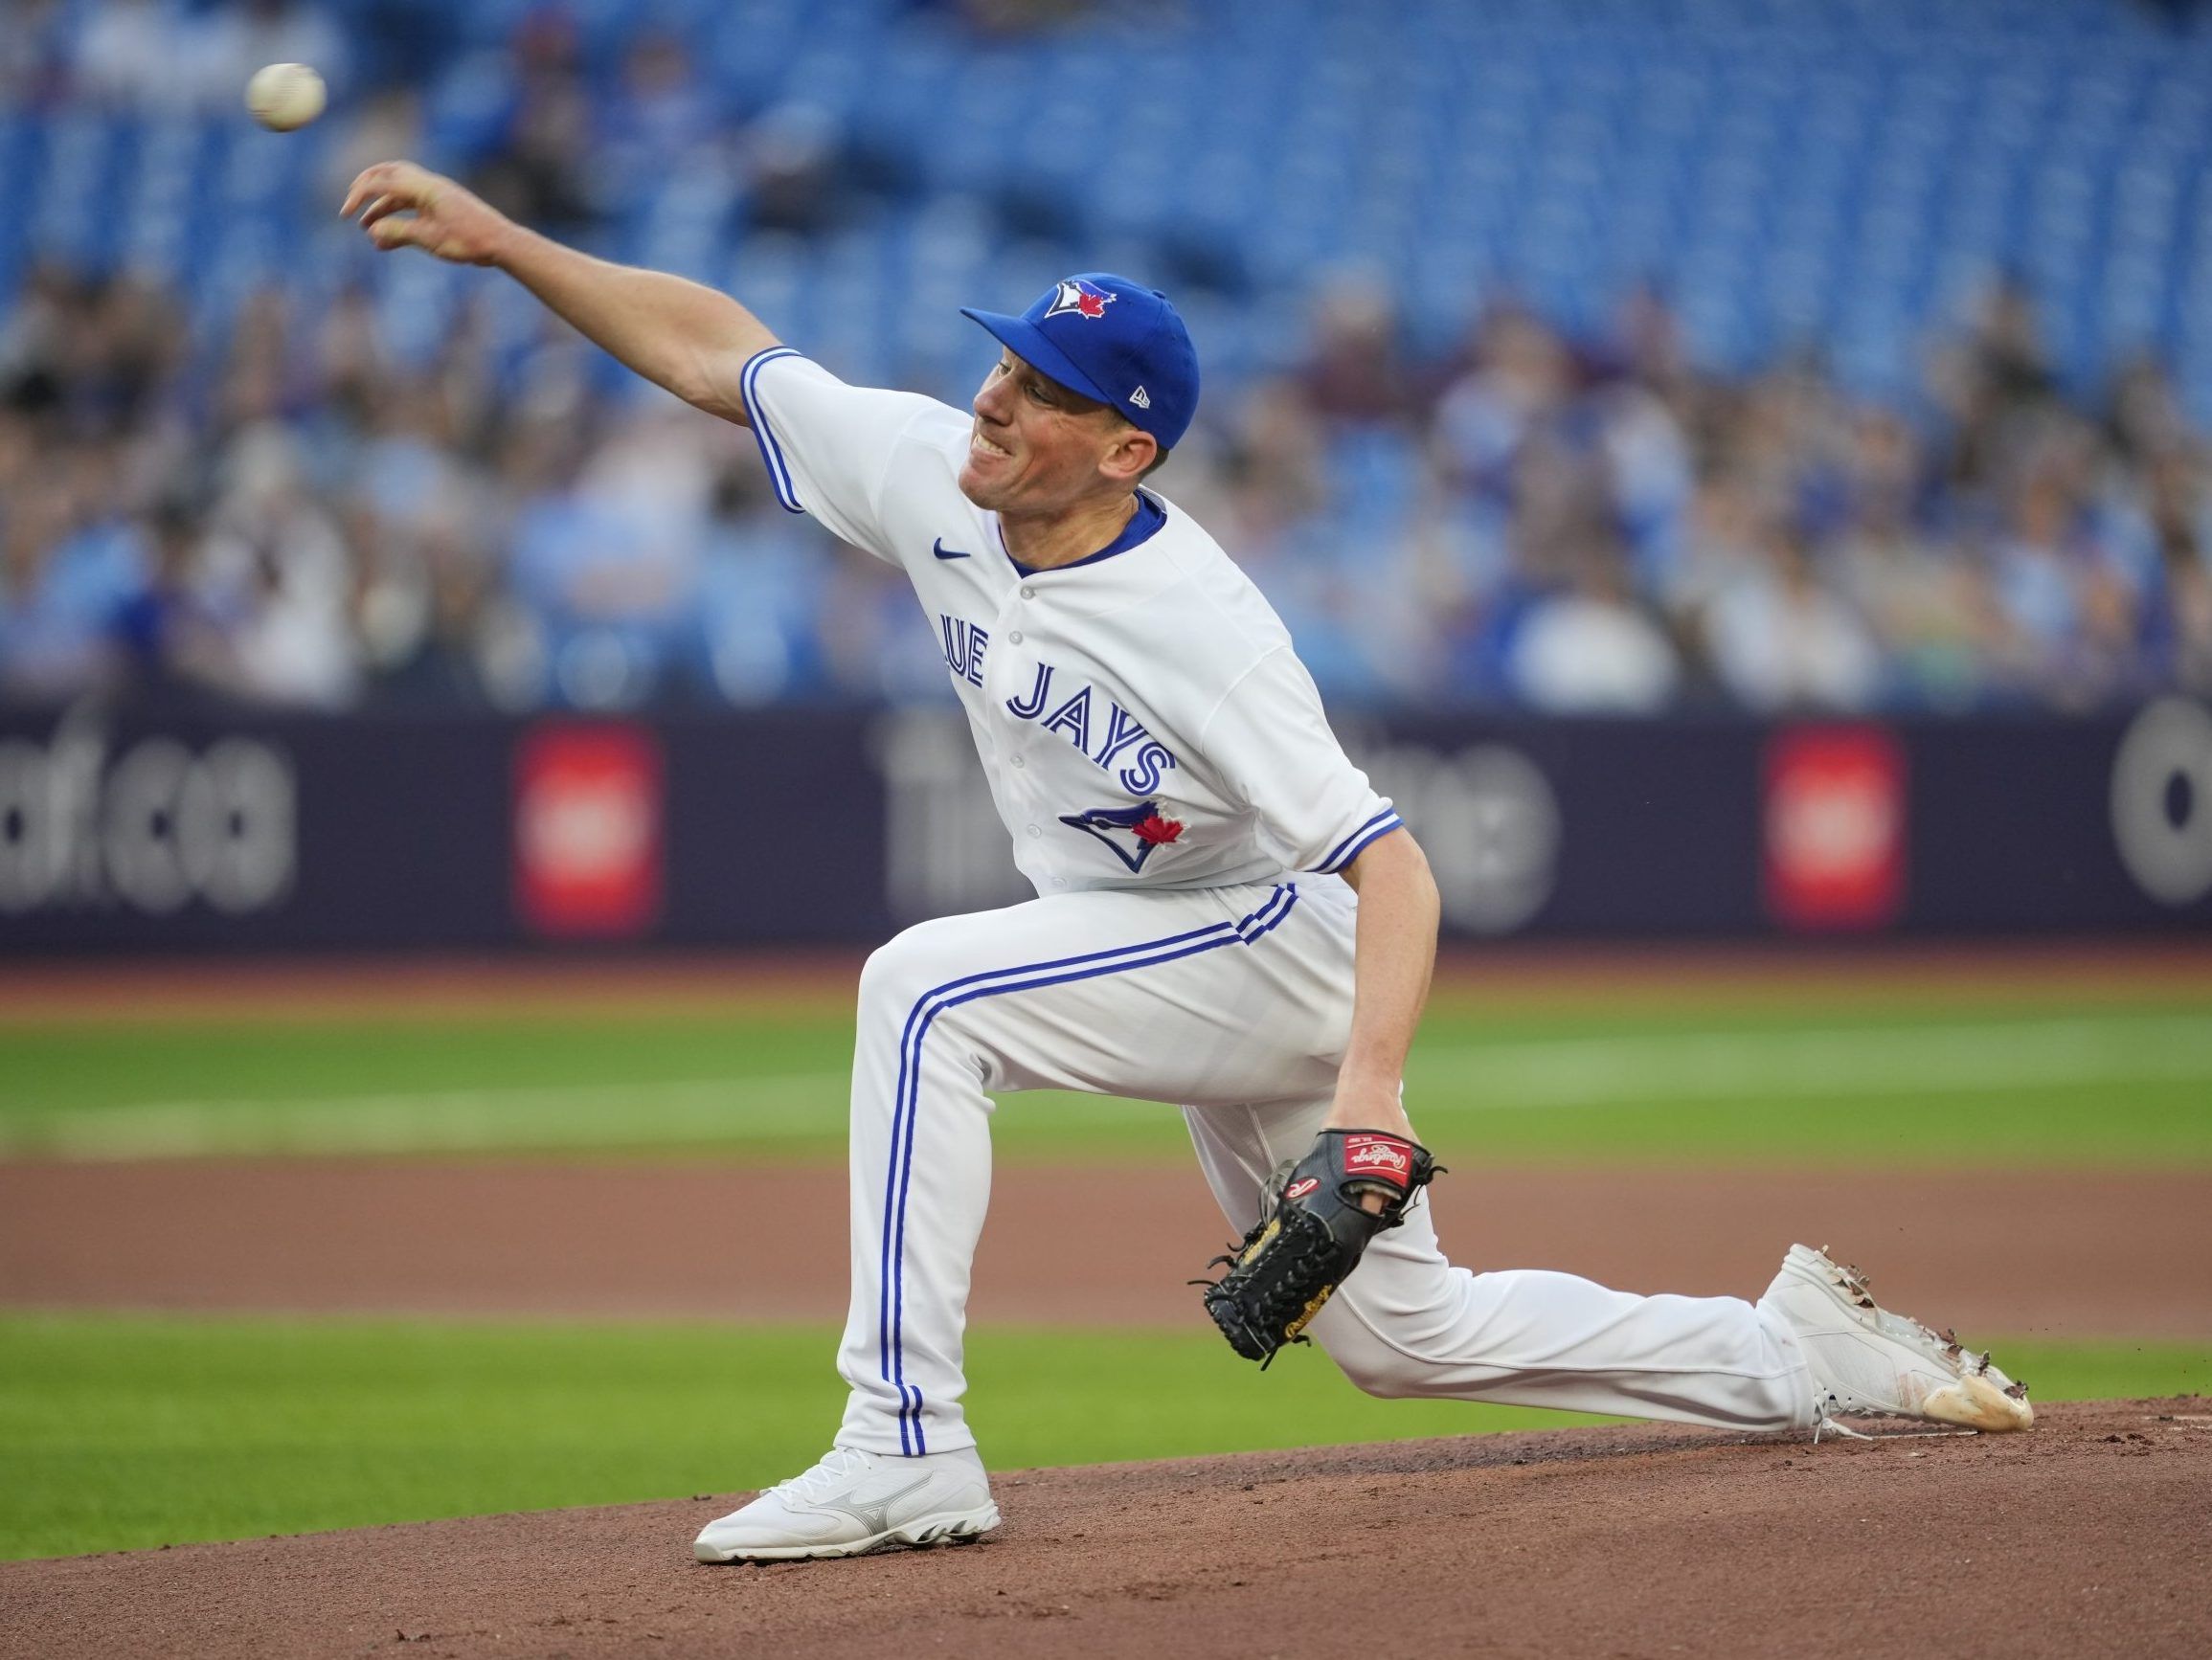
[3,1312,2205,1563]
[3,993,2209,1165]
[3,974,2206,1563]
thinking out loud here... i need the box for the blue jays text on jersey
[941,612,1178,796]
[938,615,987,686]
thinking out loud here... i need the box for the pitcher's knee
[1316,1324,1428,1399]
[857,918,968,1028]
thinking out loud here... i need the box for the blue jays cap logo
[1043,279,1117,322]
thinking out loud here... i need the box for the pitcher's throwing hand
[340,162,510,266]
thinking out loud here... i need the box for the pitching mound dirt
[4,1400,2206,1660]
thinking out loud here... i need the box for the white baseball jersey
[737,348,1403,895]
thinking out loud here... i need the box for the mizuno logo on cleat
[813,1471,933,1536]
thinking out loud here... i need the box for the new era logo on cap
[1129,386,1151,409]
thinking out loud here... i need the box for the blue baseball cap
[960,275,1200,451]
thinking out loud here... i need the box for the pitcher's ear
[1100,425,1158,486]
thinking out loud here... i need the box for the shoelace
[770,1447,876,1503]
[1810,1399,1874,1445]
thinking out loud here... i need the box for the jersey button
[1027,824,1042,838]
[1050,878,1067,888]
[1019,586,1035,599]
[1011,754,1026,769]
[1008,630,1024,644]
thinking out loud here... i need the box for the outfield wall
[1,699,2208,952]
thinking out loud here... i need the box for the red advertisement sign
[513,723,664,938]
[1762,726,1906,931]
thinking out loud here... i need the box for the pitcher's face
[959,350,1150,513]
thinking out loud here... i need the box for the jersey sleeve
[1199,647,1403,875]
[736,348,949,563]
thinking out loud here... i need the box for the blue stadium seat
[10,0,2212,421]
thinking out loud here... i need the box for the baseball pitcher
[343,162,2033,1563]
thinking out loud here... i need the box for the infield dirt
[3,1400,2206,1659]
[5,1159,2208,1338]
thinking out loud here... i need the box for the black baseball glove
[1197,1128,1441,1365]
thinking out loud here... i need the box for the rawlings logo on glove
[1343,1133,1413,1180]
[1195,1128,1441,1366]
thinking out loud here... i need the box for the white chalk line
[1404,1015,2212,1109]
[7,1074,849,1159]
[5,1014,2207,1159]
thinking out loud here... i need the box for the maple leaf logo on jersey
[1044,279,1117,321]
[1058,800,1185,872]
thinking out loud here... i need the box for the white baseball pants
[834,877,1817,1456]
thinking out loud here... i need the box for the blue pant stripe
[880,885,1300,1452]
[873,909,1245,1450]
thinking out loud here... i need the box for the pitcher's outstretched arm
[340,159,777,424]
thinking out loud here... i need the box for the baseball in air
[245,62,327,132]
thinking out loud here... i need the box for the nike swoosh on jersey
[932,539,971,560]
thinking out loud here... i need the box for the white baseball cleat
[1763,1244,2034,1437]
[692,1445,1000,1562]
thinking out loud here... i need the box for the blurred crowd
[9,254,2211,718]
[3,2,2211,717]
